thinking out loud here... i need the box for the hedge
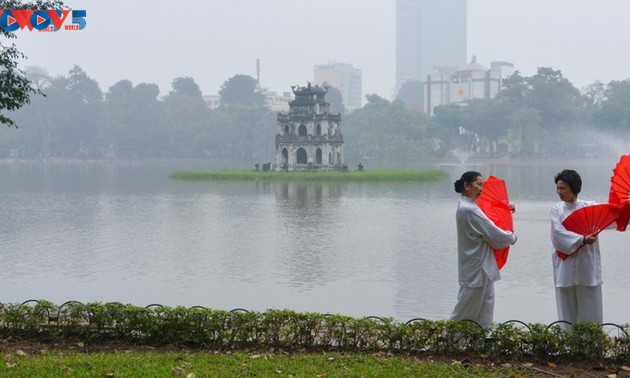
[1,300,628,362]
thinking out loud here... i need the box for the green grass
[1,350,532,377]
[170,169,447,182]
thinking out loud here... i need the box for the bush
[0,300,628,362]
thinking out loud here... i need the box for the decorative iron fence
[1,300,628,362]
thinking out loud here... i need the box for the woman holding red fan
[451,171,518,327]
[551,169,602,329]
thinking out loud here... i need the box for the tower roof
[460,55,488,72]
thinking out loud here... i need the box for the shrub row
[1,300,629,361]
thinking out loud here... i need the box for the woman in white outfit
[550,169,601,329]
[450,171,518,327]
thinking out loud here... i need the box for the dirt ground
[1,339,630,377]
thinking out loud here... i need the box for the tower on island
[275,83,344,171]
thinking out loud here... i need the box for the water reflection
[0,160,628,324]
[274,181,343,205]
[273,182,343,291]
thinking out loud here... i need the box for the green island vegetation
[170,168,447,182]
[1,301,629,376]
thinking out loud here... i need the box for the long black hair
[454,171,481,193]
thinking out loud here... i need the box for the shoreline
[0,156,621,168]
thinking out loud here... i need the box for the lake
[0,158,628,325]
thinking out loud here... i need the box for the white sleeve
[550,205,583,256]
[469,207,516,249]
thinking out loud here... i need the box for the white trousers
[451,271,495,328]
[555,285,603,330]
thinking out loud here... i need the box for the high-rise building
[313,62,362,112]
[396,0,467,90]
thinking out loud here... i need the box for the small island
[170,168,446,182]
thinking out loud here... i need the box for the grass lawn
[1,348,552,378]
[170,169,447,182]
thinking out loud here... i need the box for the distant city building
[202,90,291,112]
[313,62,362,112]
[262,89,292,112]
[424,56,514,116]
[275,83,344,171]
[396,0,467,92]
[202,95,221,110]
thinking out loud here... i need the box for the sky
[10,0,630,101]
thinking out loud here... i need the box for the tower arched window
[296,148,307,164]
[298,124,307,137]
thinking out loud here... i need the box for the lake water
[0,158,628,325]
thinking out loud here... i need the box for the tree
[320,82,344,114]
[163,77,210,156]
[102,81,164,158]
[526,67,582,131]
[343,94,432,161]
[105,80,133,103]
[170,76,203,98]
[0,0,65,127]
[431,104,466,152]
[219,74,265,107]
[594,79,630,133]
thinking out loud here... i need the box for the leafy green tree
[526,67,582,131]
[43,65,103,156]
[219,74,265,107]
[593,79,630,133]
[495,71,529,103]
[582,81,605,109]
[170,76,203,99]
[344,94,432,162]
[320,82,344,114]
[430,104,466,155]
[0,0,65,127]
[105,80,133,103]
[163,76,210,156]
[102,80,164,157]
[507,106,541,157]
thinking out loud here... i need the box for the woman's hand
[583,234,597,245]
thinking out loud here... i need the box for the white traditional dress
[450,196,517,327]
[550,199,603,328]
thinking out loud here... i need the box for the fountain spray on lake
[451,148,474,164]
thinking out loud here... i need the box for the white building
[202,90,292,112]
[202,95,221,110]
[424,56,514,116]
[262,89,292,112]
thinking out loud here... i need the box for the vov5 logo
[0,9,86,31]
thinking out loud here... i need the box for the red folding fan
[608,155,630,231]
[477,175,513,269]
[556,203,624,259]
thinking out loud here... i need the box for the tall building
[313,62,362,112]
[396,0,467,90]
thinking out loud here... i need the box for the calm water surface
[0,158,628,325]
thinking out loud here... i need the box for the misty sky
[12,0,630,100]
